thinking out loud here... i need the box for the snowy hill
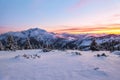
[0,28,120,51]
[0,28,55,40]
[0,49,120,80]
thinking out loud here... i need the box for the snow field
[0,50,120,80]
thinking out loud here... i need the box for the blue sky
[0,0,120,34]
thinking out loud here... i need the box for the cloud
[67,0,113,13]
[1,24,120,34]
[52,24,120,34]
[111,14,120,20]
[68,0,90,12]
[113,14,120,17]
[102,14,120,24]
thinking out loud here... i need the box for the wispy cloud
[68,0,91,12]
[111,14,120,20]
[103,14,120,24]
[52,24,120,34]
[113,14,120,17]
[0,24,120,34]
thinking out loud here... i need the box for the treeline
[0,35,120,51]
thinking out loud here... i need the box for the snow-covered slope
[0,28,57,48]
[0,28,120,50]
[0,28,55,40]
[0,50,120,80]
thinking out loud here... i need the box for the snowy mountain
[0,28,120,51]
[0,28,55,40]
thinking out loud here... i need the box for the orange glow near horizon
[50,24,120,34]
[0,24,120,35]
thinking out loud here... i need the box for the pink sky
[0,0,120,34]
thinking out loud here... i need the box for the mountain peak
[27,28,46,32]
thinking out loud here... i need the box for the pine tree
[90,39,99,51]
[24,38,32,49]
[6,35,16,51]
[0,41,4,50]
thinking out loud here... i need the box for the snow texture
[0,50,120,80]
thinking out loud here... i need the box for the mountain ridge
[0,28,120,51]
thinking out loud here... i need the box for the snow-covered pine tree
[0,41,4,50]
[90,39,99,51]
[14,39,19,50]
[6,35,16,51]
[24,38,32,49]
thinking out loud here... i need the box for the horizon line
[0,23,120,35]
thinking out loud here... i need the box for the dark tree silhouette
[6,35,17,51]
[0,41,4,50]
[24,38,32,49]
[90,39,99,51]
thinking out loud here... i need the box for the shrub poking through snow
[42,48,51,52]
[75,52,81,55]
[96,54,100,57]
[96,53,108,57]
[71,52,81,56]
[94,67,99,70]
[101,53,107,57]
[16,54,41,59]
